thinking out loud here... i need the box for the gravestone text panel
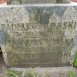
[0,6,77,67]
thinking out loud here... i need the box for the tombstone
[7,0,70,4]
[0,6,77,67]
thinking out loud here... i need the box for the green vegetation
[67,70,75,77]
[6,69,49,77]
[6,69,25,77]
[29,69,36,77]
[73,52,77,67]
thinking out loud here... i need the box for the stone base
[8,67,77,77]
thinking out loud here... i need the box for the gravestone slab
[7,0,70,4]
[0,6,77,67]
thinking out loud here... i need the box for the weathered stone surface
[0,6,77,67]
[8,67,77,77]
[7,0,70,4]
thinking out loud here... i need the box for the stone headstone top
[7,0,70,4]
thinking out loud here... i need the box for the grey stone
[0,6,77,67]
[8,67,77,77]
[7,0,70,4]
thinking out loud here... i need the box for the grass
[73,52,77,67]
[6,69,25,77]
[67,70,75,77]
[29,68,36,77]
[6,69,36,77]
